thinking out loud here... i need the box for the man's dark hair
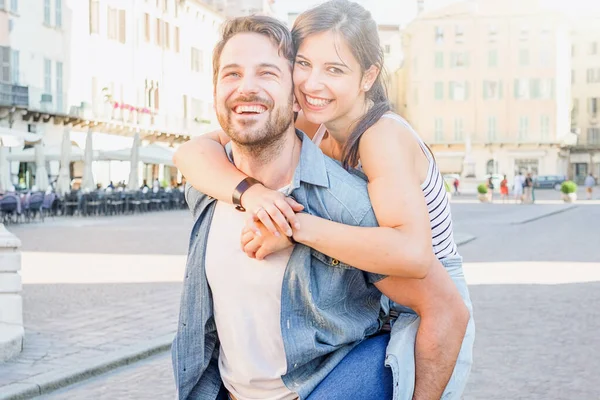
[212,16,294,86]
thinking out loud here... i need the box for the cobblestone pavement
[3,205,600,399]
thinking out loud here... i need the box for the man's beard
[217,94,294,162]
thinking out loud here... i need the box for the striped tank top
[312,113,459,260]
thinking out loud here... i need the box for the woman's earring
[363,85,369,91]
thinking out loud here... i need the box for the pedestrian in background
[500,175,509,203]
[585,173,596,200]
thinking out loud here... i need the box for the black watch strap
[232,177,261,211]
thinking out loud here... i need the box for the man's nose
[237,75,260,95]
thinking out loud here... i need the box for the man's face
[215,32,294,149]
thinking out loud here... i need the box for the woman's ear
[361,65,380,92]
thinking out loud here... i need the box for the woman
[500,175,509,203]
[175,0,474,398]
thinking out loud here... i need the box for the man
[524,173,533,204]
[172,16,471,400]
[585,173,596,200]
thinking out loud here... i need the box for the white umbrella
[127,132,140,191]
[81,129,95,191]
[0,146,11,192]
[34,142,50,191]
[7,143,85,162]
[55,128,72,196]
[99,144,175,166]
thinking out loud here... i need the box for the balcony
[0,83,29,108]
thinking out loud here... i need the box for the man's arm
[374,259,470,400]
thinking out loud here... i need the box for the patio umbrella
[0,145,10,192]
[55,128,72,196]
[34,142,50,191]
[81,129,95,191]
[127,132,140,191]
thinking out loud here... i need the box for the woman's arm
[173,130,303,235]
[292,118,435,278]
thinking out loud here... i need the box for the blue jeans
[307,333,393,400]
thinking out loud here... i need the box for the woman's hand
[241,219,294,260]
[242,184,304,237]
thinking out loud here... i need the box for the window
[518,116,529,140]
[590,42,598,55]
[588,97,599,115]
[514,78,529,99]
[455,25,464,43]
[434,118,443,142]
[10,0,17,13]
[385,44,391,54]
[488,49,498,67]
[434,82,444,100]
[55,0,62,27]
[10,49,18,84]
[144,13,151,42]
[44,0,50,25]
[488,25,497,42]
[56,61,63,112]
[540,78,553,99]
[0,0,5,10]
[449,81,469,101]
[539,48,551,66]
[454,118,464,141]
[520,25,529,41]
[434,51,444,68]
[90,0,99,34]
[155,18,161,45]
[435,26,443,44]
[487,116,497,141]
[191,48,203,72]
[118,9,126,43]
[586,69,600,83]
[541,115,550,141]
[450,52,468,68]
[588,128,600,144]
[530,78,540,99]
[174,26,180,52]
[44,58,52,94]
[483,80,502,100]
[519,49,529,66]
[164,21,170,49]
[107,7,117,40]
[0,46,10,83]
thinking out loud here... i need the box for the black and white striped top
[312,113,459,260]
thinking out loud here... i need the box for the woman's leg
[307,333,393,400]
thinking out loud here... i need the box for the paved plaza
[1,201,599,399]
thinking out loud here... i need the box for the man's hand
[375,259,470,400]
[241,218,294,260]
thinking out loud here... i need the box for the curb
[511,204,578,225]
[455,233,476,246]
[0,333,174,400]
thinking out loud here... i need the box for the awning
[0,126,42,147]
[7,144,87,162]
[99,144,175,166]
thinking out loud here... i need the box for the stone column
[0,224,24,361]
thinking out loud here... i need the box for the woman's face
[293,30,366,127]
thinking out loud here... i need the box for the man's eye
[224,72,240,78]
[262,71,276,76]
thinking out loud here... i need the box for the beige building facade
[401,0,571,181]
[569,15,600,183]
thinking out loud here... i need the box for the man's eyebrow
[258,63,282,73]
[295,53,350,70]
[220,63,241,71]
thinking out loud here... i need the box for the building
[0,0,223,188]
[202,0,275,17]
[569,15,600,183]
[378,24,403,113]
[401,0,571,180]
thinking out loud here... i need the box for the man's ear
[361,64,380,92]
[293,95,302,113]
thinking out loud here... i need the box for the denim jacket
[173,131,412,399]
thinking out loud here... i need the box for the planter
[478,194,489,202]
[562,193,577,203]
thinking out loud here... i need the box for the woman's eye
[296,60,310,67]
[328,67,343,74]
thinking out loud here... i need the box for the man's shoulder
[306,157,374,225]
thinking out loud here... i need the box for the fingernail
[274,231,280,237]
[286,229,293,236]
[294,222,301,229]
[255,230,262,236]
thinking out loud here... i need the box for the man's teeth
[305,95,331,107]
[235,105,266,114]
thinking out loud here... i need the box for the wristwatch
[232,177,262,211]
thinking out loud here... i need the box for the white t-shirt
[205,200,297,400]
